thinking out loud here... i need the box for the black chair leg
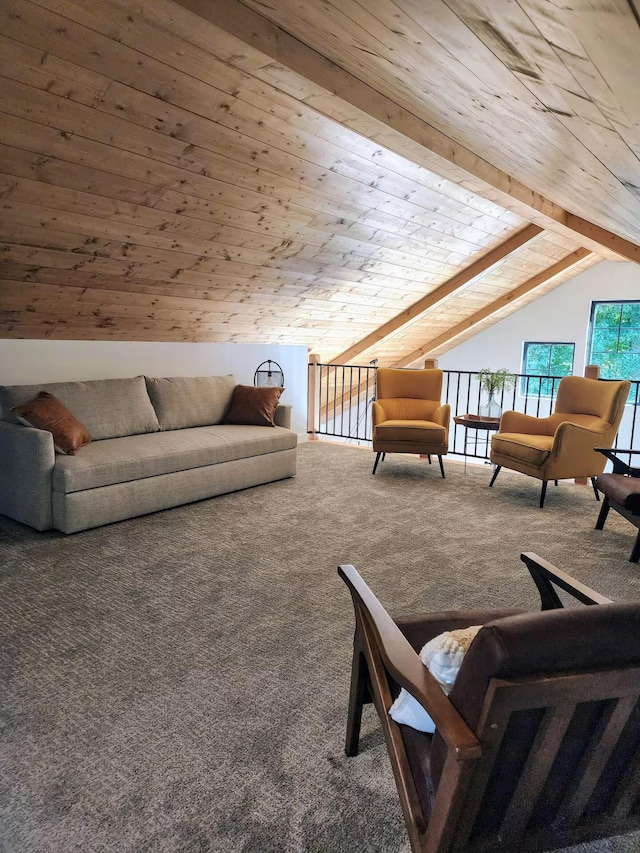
[591,477,600,501]
[372,452,382,475]
[630,531,640,564]
[381,453,386,462]
[345,647,370,757]
[595,496,610,530]
[427,455,432,464]
[438,456,445,479]
[554,480,558,486]
[540,481,548,508]
[489,465,501,487]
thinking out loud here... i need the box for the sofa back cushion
[0,377,160,440]
[144,375,236,430]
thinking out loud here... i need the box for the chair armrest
[499,410,556,435]
[372,400,386,427]
[596,448,640,476]
[551,420,611,458]
[432,403,451,429]
[339,564,481,760]
[274,404,291,429]
[0,421,55,530]
[391,656,481,758]
[521,552,612,609]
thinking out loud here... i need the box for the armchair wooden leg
[489,465,501,487]
[427,454,432,464]
[345,646,370,757]
[438,456,445,479]
[372,452,382,475]
[591,477,600,501]
[382,453,386,461]
[540,481,548,508]
[630,531,640,564]
[595,496,611,530]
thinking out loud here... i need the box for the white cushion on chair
[389,625,481,733]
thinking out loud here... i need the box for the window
[588,301,640,380]
[521,342,575,396]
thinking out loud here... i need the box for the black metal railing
[446,370,562,461]
[311,362,377,442]
[308,362,640,459]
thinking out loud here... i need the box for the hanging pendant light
[254,359,284,388]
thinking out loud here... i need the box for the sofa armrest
[274,404,292,429]
[0,421,55,530]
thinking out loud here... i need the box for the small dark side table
[453,414,501,472]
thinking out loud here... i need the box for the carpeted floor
[2,442,640,853]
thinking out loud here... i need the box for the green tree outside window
[521,343,575,396]
[589,302,640,380]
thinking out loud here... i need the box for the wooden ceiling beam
[173,0,640,263]
[393,248,594,368]
[565,216,640,265]
[318,245,592,419]
[329,223,543,365]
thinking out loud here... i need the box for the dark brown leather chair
[595,448,640,562]
[339,554,640,853]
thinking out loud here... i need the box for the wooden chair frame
[339,554,640,853]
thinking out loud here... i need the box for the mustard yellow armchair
[372,368,450,477]
[489,376,630,507]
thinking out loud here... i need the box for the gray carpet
[2,443,640,853]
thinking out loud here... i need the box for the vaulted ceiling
[1,0,639,365]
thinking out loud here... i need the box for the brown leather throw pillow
[11,391,92,455]
[223,385,283,427]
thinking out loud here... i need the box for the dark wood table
[453,414,501,471]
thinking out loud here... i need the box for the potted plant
[477,368,516,418]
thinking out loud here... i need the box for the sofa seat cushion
[52,425,297,494]
[0,377,159,440]
[491,433,554,467]
[375,420,446,443]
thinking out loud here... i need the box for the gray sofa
[0,375,297,534]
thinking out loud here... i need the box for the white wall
[438,260,640,376]
[0,340,309,436]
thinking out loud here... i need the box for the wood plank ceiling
[0,0,637,366]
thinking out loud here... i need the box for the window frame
[588,300,640,381]
[520,341,575,397]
